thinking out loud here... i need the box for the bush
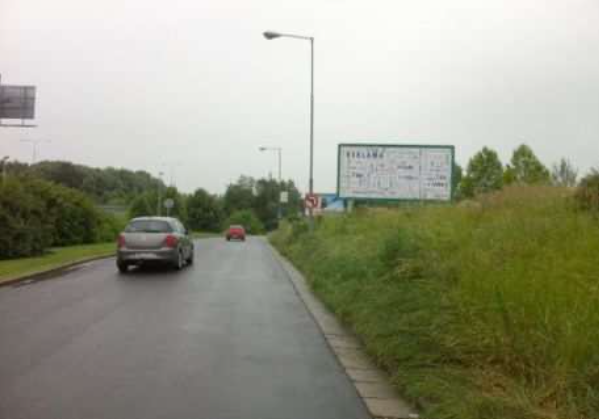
[97,212,126,243]
[25,177,102,246]
[0,175,117,259]
[224,209,265,234]
[271,186,599,419]
[575,169,599,213]
[0,177,52,258]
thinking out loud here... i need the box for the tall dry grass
[271,186,599,419]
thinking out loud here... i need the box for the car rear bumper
[117,248,178,264]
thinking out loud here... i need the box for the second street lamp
[263,30,315,221]
[259,146,283,219]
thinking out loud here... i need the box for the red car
[226,225,246,241]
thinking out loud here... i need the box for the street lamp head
[263,31,281,40]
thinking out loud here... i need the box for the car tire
[187,249,194,265]
[117,261,128,274]
[174,250,184,270]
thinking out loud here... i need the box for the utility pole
[20,139,49,164]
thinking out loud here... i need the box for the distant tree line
[128,175,303,234]
[4,160,164,205]
[457,144,582,199]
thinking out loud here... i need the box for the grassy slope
[271,187,599,419]
[0,243,115,283]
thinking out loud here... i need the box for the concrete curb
[269,244,419,419]
[0,254,115,288]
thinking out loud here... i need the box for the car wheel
[174,250,184,270]
[187,249,194,265]
[117,261,128,273]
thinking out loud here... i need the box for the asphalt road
[0,237,370,419]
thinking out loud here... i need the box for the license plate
[133,253,156,259]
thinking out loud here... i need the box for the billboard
[0,85,36,119]
[337,143,454,201]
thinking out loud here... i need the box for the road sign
[304,193,319,210]
[337,143,454,201]
[163,198,174,209]
[0,85,36,120]
[280,191,289,204]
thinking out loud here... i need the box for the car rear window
[126,220,173,233]
[230,225,244,230]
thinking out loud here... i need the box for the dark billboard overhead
[0,85,36,120]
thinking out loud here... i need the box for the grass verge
[0,242,115,284]
[270,186,599,419]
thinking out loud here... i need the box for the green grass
[271,186,599,419]
[0,242,115,284]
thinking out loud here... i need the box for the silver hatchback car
[116,217,194,273]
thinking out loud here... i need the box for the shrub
[575,169,599,213]
[25,177,102,246]
[0,177,52,258]
[97,212,126,242]
[0,175,115,258]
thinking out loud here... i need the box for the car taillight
[164,235,178,248]
[117,234,126,248]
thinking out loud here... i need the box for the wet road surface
[0,237,370,419]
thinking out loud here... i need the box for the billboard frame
[336,143,456,203]
[0,75,37,128]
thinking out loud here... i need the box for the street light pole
[157,171,164,216]
[309,37,314,203]
[259,146,283,219]
[263,30,315,222]
[20,139,49,164]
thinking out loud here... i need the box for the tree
[508,144,550,185]
[22,160,165,205]
[452,163,463,200]
[129,193,155,219]
[460,147,504,197]
[186,188,224,232]
[551,158,578,187]
[223,176,255,214]
[128,187,187,224]
[225,209,264,235]
[574,169,599,212]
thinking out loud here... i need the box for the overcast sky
[1,0,598,194]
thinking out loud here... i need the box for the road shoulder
[0,254,115,288]
[269,243,419,419]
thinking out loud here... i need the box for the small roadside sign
[304,193,319,210]
[163,198,174,209]
[280,191,289,204]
